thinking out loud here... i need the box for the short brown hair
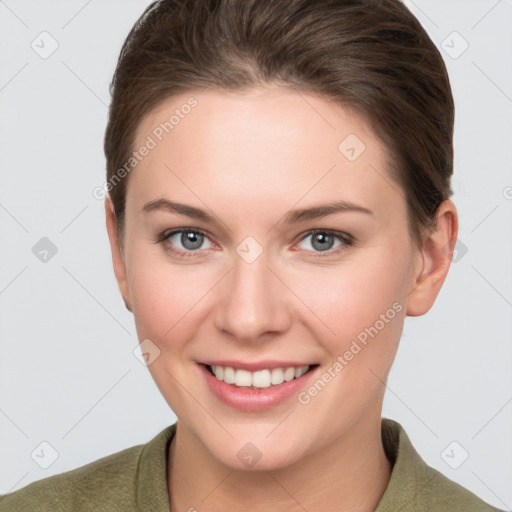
[104,0,454,249]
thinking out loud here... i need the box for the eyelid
[157,227,217,249]
[156,227,354,257]
[291,229,354,254]
[156,226,211,242]
[295,229,353,245]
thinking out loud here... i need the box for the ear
[104,196,133,312]
[406,199,458,317]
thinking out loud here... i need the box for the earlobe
[405,199,458,317]
[104,196,133,313]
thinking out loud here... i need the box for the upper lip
[199,360,317,372]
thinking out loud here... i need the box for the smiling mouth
[203,363,319,388]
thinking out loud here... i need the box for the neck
[168,409,392,512]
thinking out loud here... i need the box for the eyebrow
[142,198,374,224]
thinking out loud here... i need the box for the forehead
[128,86,405,228]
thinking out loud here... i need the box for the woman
[0,0,505,510]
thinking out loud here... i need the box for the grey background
[0,0,511,508]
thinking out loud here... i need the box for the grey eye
[167,230,213,251]
[298,231,344,252]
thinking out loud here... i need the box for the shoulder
[414,464,505,512]
[0,423,175,512]
[377,418,506,512]
[0,443,143,512]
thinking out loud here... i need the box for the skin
[105,86,458,512]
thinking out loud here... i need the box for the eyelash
[155,228,354,259]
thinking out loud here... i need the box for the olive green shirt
[0,418,505,511]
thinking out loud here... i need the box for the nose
[213,250,292,343]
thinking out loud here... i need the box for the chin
[203,431,309,472]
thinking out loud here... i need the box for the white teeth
[210,365,310,388]
[270,368,284,385]
[234,369,252,387]
[213,365,223,380]
[295,366,308,378]
[283,367,295,381]
[223,366,235,384]
[252,369,271,388]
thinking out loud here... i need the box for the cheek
[127,251,215,346]
[126,256,217,413]
[285,258,408,432]
[285,249,409,369]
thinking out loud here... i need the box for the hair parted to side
[104,0,454,250]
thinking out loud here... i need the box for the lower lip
[198,363,319,412]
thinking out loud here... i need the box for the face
[107,86,436,471]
